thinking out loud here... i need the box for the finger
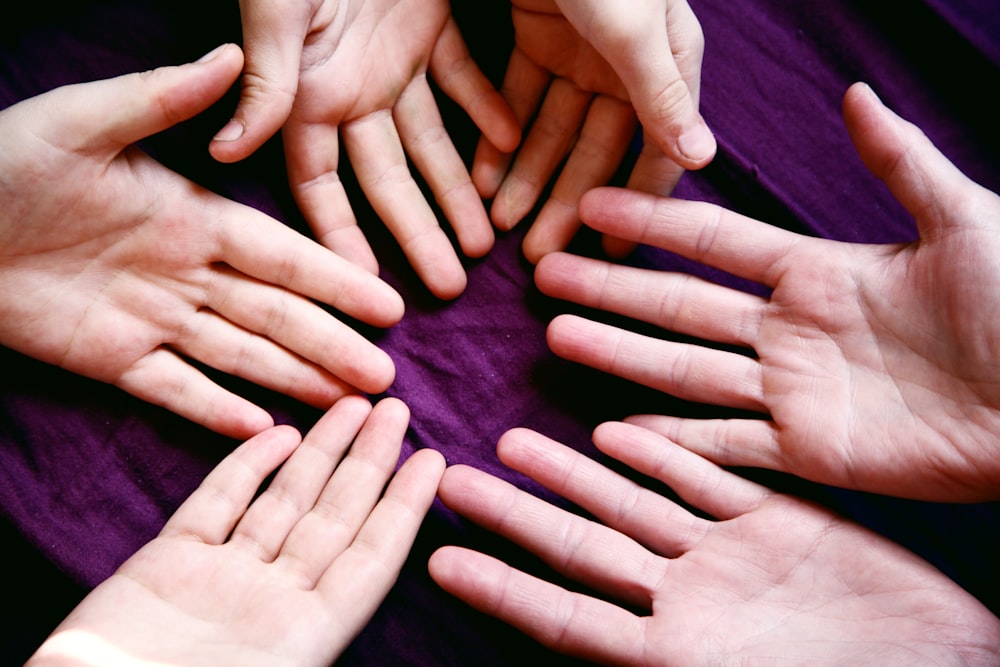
[546,314,765,412]
[624,413,788,480]
[116,347,274,439]
[535,252,765,347]
[278,398,414,585]
[521,95,637,264]
[842,82,996,240]
[556,0,716,168]
[437,463,665,609]
[578,187,817,287]
[173,308,357,408]
[202,269,395,394]
[284,120,381,274]
[160,423,302,543]
[214,199,403,325]
[230,395,373,559]
[472,47,550,198]
[210,1,312,162]
[43,44,244,154]
[314,448,445,626]
[430,17,520,153]
[428,546,647,665]
[342,113,468,300]
[491,78,593,232]
[593,421,773,520]
[602,130,687,258]
[497,427,711,559]
[394,78,494,258]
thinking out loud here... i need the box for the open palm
[536,82,1000,501]
[0,45,403,438]
[431,424,1000,665]
[28,396,445,666]
[212,0,520,300]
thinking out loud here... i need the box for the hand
[430,424,1000,665]
[28,396,445,667]
[0,45,404,439]
[535,82,1000,501]
[210,0,520,300]
[476,0,714,263]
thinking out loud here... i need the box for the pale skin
[430,424,1000,665]
[475,0,716,263]
[27,396,446,667]
[535,82,1000,501]
[210,0,522,300]
[0,44,404,439]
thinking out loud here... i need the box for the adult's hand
[211,0,520,299]
[430,424,1000,665]
[28,396,445,666]
[536,82,1000,501]
[0,45,404,439]
[476,0,714,263]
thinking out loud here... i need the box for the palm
[431,425,1000,665]
[538,83,1000,500]
[78,540,345,666]
[510,2,627,100]
[0,53,401,437]
[752,222,1000,499]
[29,397,446,666]
[650,496,989,664]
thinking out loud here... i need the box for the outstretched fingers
[436,461,667,611]
[428,546,647,664]
[520,95,637,264]
[116,347,274,439]
[546,313,766,412]
[579,187,812,287]
[621,414,788,498]
[315,447,445,618]
[215,199,404,327]
[159,422,303,543]
[429,17,520,155]
[496,427,713,559]
[228,396,374,561]
[536,251,766,347]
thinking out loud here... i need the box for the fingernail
[196,44,229,63]
[677,123,716,164]
[213,119,245,142]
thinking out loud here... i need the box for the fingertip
[427,269,468,301]
[674,120,717,169]
[225,407,277,441]
[372,394,410,425]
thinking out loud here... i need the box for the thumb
[843,81,990,240]
[209,1,310,163]
[43,43,244,154]
[555,0,716,169]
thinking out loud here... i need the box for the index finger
[579,187,812,287]
[214,198,405,327]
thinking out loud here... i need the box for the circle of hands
[5,1,999,665]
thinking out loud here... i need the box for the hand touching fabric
[210,0,520,300]
[0,45,404,439]
[535,82,1000,501]
[430,424,1000,665]
[476,0,714,263]
[27,396,445,667]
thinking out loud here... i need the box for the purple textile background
[2,1,999,664]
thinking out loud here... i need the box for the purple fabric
[2,1,999,664]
